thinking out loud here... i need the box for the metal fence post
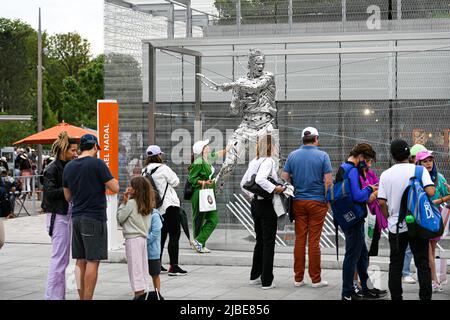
[288,0,293,34]
[32,175,36,215]
[236,0,241,36]
[342,0,346,23]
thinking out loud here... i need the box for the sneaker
[201,247,211,253]
[248,277,262,285]
[432,282,444,293]
[342,293,363,300]
[191,239,203,253]
[362,288,387,299]
[294,280,306,287]
[311,280,328,288]
[168,265,188,276]
[261,283,276,290]
[353,282,362,295]
[402,276,416,284]
[160,266,168,274]
[373,288,388,296]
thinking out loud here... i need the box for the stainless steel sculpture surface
[197,49,279,191]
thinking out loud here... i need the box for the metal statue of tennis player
[196,49,279,191]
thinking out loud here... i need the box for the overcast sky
[1,0,104,56]
[1,0,219,56]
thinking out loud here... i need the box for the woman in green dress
[188,139,226,253]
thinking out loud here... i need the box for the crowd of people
[0,146,57,218]
[246,127,450,300]
[38,126,449,301]
[240,128,449,300]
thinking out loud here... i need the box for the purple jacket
[359,169,388,231]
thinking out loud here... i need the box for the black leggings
[160,206,181,266]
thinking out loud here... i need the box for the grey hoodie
[117,199,151,239]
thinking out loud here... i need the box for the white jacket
[142,163,180,214]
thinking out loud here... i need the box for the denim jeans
[402,245,413,277]
[342,221,370,298]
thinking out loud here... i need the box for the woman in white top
[142,145,187,276]
[240,135,284,290]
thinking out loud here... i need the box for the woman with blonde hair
[241,135,284,290]
[43,131,78,300]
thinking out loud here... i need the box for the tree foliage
[0,18,103,147]
[0,18,37,114]
[47,32,91,78]
[60,55,104,129]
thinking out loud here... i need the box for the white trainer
[248,278,262,285]
[402,276,416,284]
[311,280,328,288]
[190,239,204,253]
[201,247,211,253]
[294,280,306,287]
[432,282,444,293]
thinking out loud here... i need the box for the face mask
[358,160,368,170]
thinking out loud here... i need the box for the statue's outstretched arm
[196,73,236,92]
[235,74,273,93]
[195,73,239,91]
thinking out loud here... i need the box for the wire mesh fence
[104,0,450,249]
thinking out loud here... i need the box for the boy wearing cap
[378,139,435,300]
[402,143,428,284]
[281,127,333,288]
[63,134,119,300]
[409,144,428,164]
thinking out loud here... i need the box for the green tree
[0,19,97,147]
[60,55,104,129]
[0,18,37,114]
[45,32,92,122]
[47,32,91,78]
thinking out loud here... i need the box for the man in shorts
[63,134,119,300]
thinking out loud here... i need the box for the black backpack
[143,165,168,208]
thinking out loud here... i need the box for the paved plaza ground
[1,214,450,300]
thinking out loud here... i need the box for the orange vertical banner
[97,100,119,194]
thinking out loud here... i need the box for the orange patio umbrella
[13,121,97,145]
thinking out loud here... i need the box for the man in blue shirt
[282,127,332,288]
[63,134,119,300]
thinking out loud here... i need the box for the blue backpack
[398,165,444,239]
[326,164,367,260]
[327,164,366,232]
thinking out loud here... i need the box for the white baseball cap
[193,139,210,155]
[146,145,164,156]
[302,127,319,138]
